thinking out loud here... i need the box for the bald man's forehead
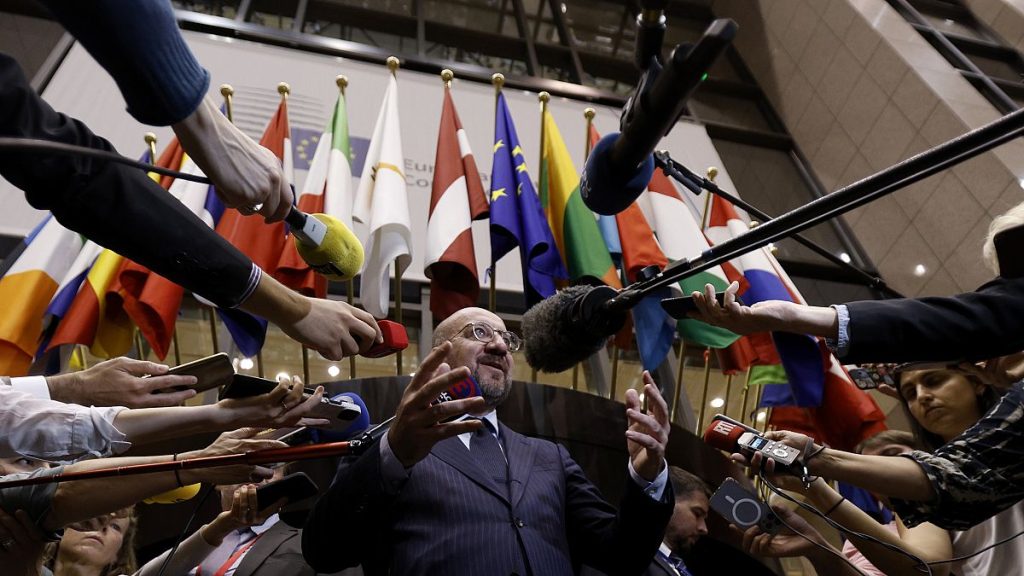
[444,308,506,330]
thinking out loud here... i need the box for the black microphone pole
[652,151,905,298]
[608,106,1024,310]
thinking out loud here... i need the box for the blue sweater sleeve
[40,0,209,125]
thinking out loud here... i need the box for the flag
[275,93,354,298]
[36,240,100,356]
[48,244,134,358]
[114,144,208,359]
[615,198,675,371]
[767,255,888,450]
[707,195,824,406]
[489,93,566,306]
[353,73,411,319]
[645,169,740,349]
[0,216,84,375]
[425,85,489,319]
[215,97,294,348]
[539,110,619,288]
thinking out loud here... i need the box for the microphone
[348,375,482,455]
[284,207,364,281]
[580,19,737,216]
[521,285,627,373]
[702,414,801,470]
[361,320,410,358]
[292,392,372,444]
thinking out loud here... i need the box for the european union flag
[489,93,566,306]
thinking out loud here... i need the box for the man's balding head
[434,308,515,408]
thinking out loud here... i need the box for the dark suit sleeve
[561,446,674,576]
[302,448,392,574]
[0,54,257,309]
[843,275,1024,363]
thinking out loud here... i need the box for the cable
[756,471,934,576]
[154,484,215,576]
[924,526,1024,567]
[0,137,213,185]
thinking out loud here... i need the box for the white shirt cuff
[629,458,668,501]
[9,376,51,400]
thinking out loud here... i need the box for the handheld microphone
[300,392,372,444]
[580,19,737,216]
[702,414,801,470]
[284,207,364,281]
[361,320,409,358]
[521,285,627,373]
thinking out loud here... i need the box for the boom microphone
[521,285,626,373]
[580,19,737,216]
[284,207,364,281]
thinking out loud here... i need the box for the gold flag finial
[441,68,454,87]
[277,82,290,98]
[538,91,550,104]
[144,132,157,146]
[386,56,400,74]
[336,75,348,93]
[706,166,718,182]
[492,73,505,91]
[219,84,234,98]
[584,107,596,120]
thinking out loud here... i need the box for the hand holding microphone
[702,415,809,478]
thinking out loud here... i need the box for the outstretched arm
[689,282,839,339]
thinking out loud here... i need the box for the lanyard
[197,533,262,576]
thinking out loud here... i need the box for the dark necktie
[471,418,508,485]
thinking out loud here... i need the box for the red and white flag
[425,86,489,319]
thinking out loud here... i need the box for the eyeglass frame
[450,322,522,352]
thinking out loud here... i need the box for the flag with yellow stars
[489,92,566,306]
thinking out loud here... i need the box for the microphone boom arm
[608,106,1024,310]
[652,151,904,298]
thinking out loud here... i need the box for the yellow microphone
[143,483,201,504]
[285,208,364,281]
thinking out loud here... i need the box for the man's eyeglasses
[453,322,522,352]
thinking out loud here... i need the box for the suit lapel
[500,425,537,510]
[431,435,509,503]
[233,522,295,576]
[653,553,677,576]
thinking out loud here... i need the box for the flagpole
[220,84,234,123]
[574,107,598,394]
[76,345,89,370]
[740,366,752,425]
[533,90,551,386]
[278,81,311,381]
[336,74,358,381]
[699,166,717,230]
[672,340,686,423]
[722,373,733,419]
[696,348,712,433]
[143,131,181,366]
[387,56,404,377]
[489,73,504,314]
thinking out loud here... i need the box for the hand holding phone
[709,478,781,534]
[256,472,319,510]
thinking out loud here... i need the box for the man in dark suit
[303,307,674,576]
[645,468,710,576]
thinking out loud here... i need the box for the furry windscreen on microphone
[295,213,364,281]
[522,285,616,373]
